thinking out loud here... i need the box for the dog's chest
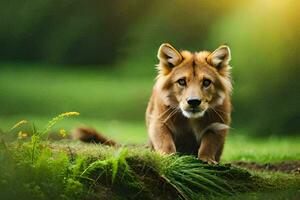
[168,117,204,141]
[166,116,205,155]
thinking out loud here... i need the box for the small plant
[0,112,88,200]
[41,112,80,136]
[160,156,235,199]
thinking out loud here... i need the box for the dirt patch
[232,161,300,174]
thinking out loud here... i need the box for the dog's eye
[177,78,186,86]
[203,79,211,88]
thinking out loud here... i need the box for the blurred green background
[0,0,299,139]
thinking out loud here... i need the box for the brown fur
[73,127,117,146]
[74,43,232,164]
[146,43,232,163]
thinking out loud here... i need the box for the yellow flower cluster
[59,129,67,138]
[18,131,28,139]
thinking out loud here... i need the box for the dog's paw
[198,156,218,165]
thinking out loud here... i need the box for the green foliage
[0,112,86,200]
[80,148,145,198]
[0,143,86,200]
[1,138,298,200]
[0,0,154,64]
[161,156,234,199]
[5,113,292,200]
[1,133,300,200]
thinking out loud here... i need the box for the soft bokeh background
[1,0,299,142]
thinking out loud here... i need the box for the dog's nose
[187,98,201,107]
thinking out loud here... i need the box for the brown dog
[146,43,232,164]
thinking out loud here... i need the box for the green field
[0,63,153,121]
[1,64,299,199]
[0,64,152,143]
[1,64,299,162]
[3,116,300,164]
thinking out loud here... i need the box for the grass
[0,113,299,200]
[222,134,300,163]
[1,140,298,200]
[2,115,299,163]
[0,63,153,121]
[1,139,299,200]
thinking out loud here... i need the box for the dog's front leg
[148,122,176,154]
[198,130,227,164]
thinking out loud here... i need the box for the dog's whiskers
[158,106,174,118]
[209,107,226,124]
[147,106,175,120]
[211,107,229,115]
[163,107,179,123]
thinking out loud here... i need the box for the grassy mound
[0,140,257,200]
[1,112,299,200]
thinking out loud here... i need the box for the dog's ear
[207,45,231,70]
[157,43,183,74]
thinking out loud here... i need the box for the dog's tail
[72,127,117,146]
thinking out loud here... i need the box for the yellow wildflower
[59,129,67,138]
[10,120,28,131]
[18,131,28,139]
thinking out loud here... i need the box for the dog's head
[156,43,232,119]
